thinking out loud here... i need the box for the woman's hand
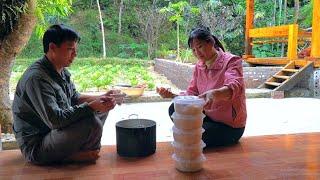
[198,86,233,110]
[198,89,215,110]
[156,87,177,99]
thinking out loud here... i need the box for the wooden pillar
[287,24,298,60]
[311,0,320,58]
[244,0,254,58]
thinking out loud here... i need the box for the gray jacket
[12,56,94,146]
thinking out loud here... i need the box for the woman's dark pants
[169,103,245,148]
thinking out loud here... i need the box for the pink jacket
[185,49,247,128]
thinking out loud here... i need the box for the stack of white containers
[171,96,206,172]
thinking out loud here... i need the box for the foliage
[0,0,27,41]
[160,1,200,60]
[34,0,73,37]
[199,0,245,56]
[160,1,199,25]
[180,49,196,63]
[10,58,155,93]
[299,0,313,28]
[16,0,315,61]
[253,44,282,58]
[118,43,148,59]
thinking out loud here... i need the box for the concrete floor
[101,98,320,145]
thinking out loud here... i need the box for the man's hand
[88,96,116,113]
[104,89,121,96]
[104,89,126,105]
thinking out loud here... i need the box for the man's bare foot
[64,149,100,163]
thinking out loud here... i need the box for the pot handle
[128,114,139,119]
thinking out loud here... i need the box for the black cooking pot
[116,117,156,157]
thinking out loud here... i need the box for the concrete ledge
[2,141,18,150]
[124,91,171,103]
[1,133,18,150]
[245,89,271,98]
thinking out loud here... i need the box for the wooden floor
[1,133,320,179]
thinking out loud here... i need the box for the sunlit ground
[101,98,320,145]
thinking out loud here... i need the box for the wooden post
[244,0,254,58]
[287,24,298,60]
[311,0,320,58]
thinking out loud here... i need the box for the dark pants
[169,103,245,148]
[20,112,108,165]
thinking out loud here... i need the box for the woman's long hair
[188,27,225,52]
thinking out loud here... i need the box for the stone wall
[243,67,282,88]
[154,59,193,90]
[154,58,318,98]
[155,58,282,89]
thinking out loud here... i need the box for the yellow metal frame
[244,0,320,66]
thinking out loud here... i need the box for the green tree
[160,1,199,60]
[0,0,72,133]
[200,0,245,55]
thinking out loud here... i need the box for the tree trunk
[294,0,299,23]
[97,0,106,58]
[90,0,94,8]
[281,0,288,57]
[278,0,282,25]
[177,22,180,61]
[118,0,124,34]
[0,0,37,133]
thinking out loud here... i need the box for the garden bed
[10,58,180,95]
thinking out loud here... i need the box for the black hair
[188,27,225,52]
[43,24,81,53]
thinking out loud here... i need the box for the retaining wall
[154,58,318,98]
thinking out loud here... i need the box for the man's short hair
[43,24,81,53]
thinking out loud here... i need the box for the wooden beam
[282,69,299,73]
[311,0,320,58]
[273,75,290,80]
[246,57,320,68]
[249,24,310,39]
[245,0,254,56]
[249,25,292,38]
[287,24,298,60]
[294,60,309,67]
[265,82,281,87]
[246,57,290,65]
[251,39,311,45]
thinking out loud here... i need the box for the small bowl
[171,112,205,130]
[171,141,206,160]
[173,96,205,115]
[115,86,145,97]
[172,126,205,145]
[172,153,206,172]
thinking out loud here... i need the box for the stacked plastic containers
[171,96,206,172]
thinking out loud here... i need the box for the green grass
[10,57,155,93]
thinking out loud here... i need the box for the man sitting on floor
[12,24,123,164]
